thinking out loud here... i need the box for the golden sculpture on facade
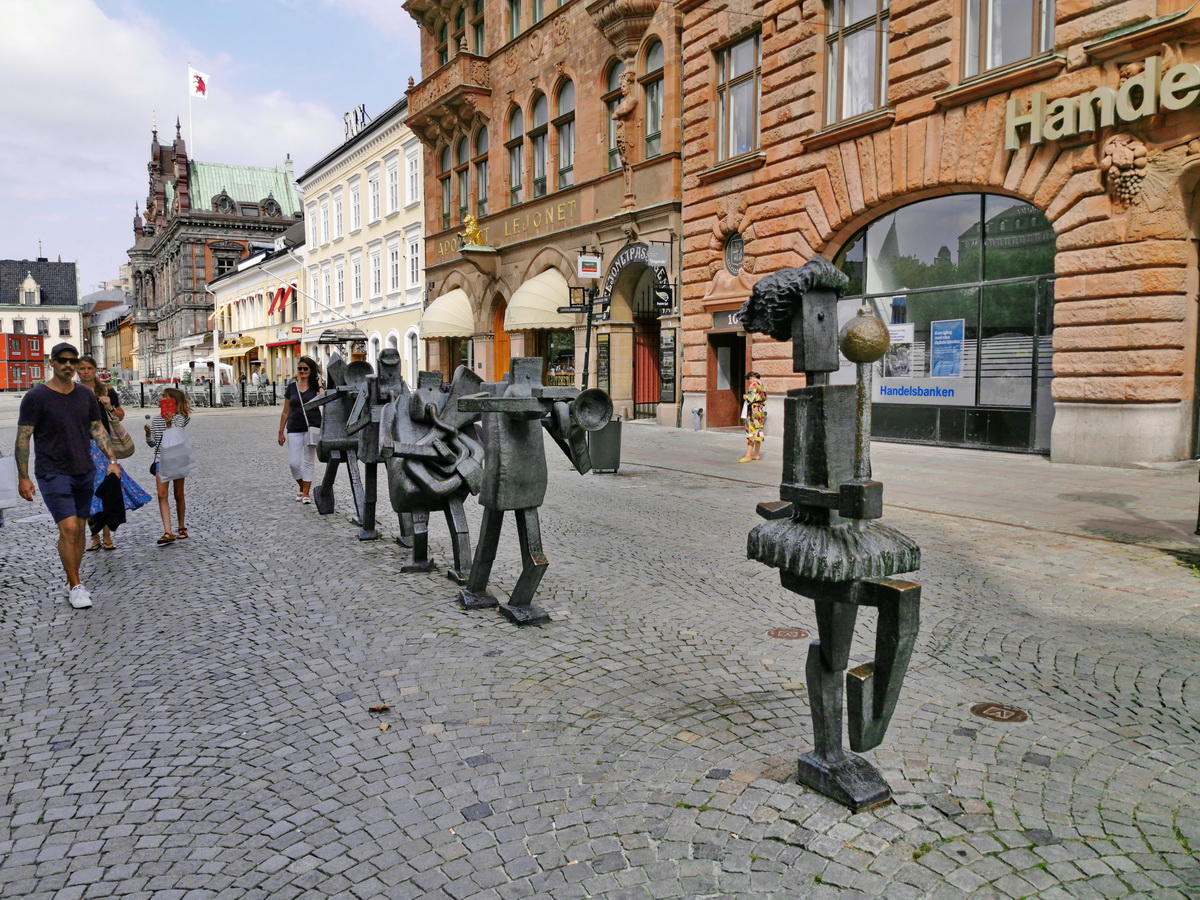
[459,215,486,247]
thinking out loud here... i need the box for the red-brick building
[680,0,1200,465]
[405,0,684,423]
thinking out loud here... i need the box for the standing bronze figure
[741,259,922,811]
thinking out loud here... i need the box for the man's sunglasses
[54,357,79,364]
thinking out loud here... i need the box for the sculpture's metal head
[839,307,890,364]
[740,258,850,375]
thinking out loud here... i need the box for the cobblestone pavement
[1,406,1197,899]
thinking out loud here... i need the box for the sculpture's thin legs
[510,508,549,608]
[401,510,433,573]
[313,457,340,515]
[444,499,472,584]
[358,462,379,541]
[459,508,502,609]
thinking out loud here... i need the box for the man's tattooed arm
[90,421,117,463]
[14,425,33,480]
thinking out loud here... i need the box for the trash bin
[589,417,622,474]
[691,407,704,431]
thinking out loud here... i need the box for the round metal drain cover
[970,702,1029,723]
[767,628,810,640]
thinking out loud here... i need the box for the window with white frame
[352,257,362,302]
[336,263,345,306]
[333,194,343,238]
[643,40,664,158]
[409,331,420,384]
[368,169,381,221]
[387,160,399,213]
[825,0,889,124]
[58,319,70,337]
[556,80,575,188]
[323,268,331,310]
[964,0,1055,77]
[306,203,319,242]
[716,33,762,161]
[389,241,401,292]
[406,152,420,205]
[408,236,421,286]
[320,201,330,243]
[350,180,361,230]
[370,250,382,296]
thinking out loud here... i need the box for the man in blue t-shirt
[15,342,121,610]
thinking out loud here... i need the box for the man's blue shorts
[37,471,95,523]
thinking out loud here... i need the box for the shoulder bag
[297,385,320,447]
[102,389,136,459]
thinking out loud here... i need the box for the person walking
[277,356,323,504]
[13,343,121,609]
[740,371,768,463]
[76,356,151,550]
[144,387,192,545]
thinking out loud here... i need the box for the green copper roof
[188,161,301,215]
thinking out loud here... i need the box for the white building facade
[297,98,426,382]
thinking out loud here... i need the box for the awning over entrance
[420,288,474,338]
[504,269,574,331]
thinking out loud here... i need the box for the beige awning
[504,269,575,331]
[419,288,475,338]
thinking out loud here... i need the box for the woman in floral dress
[740,372,767,462]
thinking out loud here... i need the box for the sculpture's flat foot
[459,588,498,610]
[446,568,469,585]
[313,488,334,515]
[797,751,892,812]
[401,559,434,574]
[395,534,413,549]
[499,603,550,626]
[357,528,379,541]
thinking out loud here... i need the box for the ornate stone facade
[679,0,1200,464]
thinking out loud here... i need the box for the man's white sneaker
[69,584,93,609]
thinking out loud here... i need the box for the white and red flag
[188,66,209,100]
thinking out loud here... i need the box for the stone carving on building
[459,215,486,247]
[612,70,639,210]
[740,259,922,811]
[586,0,660,59]
[1101,133,1148,204]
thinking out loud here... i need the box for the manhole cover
[767,628,810,640]
[970,702,1029,723]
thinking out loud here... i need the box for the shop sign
[602,242,670,299]
[874,378,976,406]
[577,253,601,279]
[710,309,744,332]
[291,326,303,334]
[1006,55,1200,150]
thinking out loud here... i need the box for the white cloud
[0,0,341,289]
[323,0,417,38]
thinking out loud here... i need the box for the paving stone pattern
[1,408,1198,899]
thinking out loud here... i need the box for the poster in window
[930,319,965,377]
[882,323,914,378]
[658,328,676,403]
[596,333,610,394]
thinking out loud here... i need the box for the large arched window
[603,61,625,172]
[439,146,452,230]
[555,80,575,188]
[833,193,1057,451]
[507,108,524,206]
[455,137,470,225]
[642,40,664,158]
[529,94,549,199]
[474,127,490,217]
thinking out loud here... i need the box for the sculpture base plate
[499,603,550,626]
[401,560,434,574]
[446,568,468,585]
[459,588,498,610]
[357,528,379,542]
[797,751,892,812]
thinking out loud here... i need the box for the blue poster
[930,319,965,377]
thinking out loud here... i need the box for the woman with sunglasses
[277,357,323,504]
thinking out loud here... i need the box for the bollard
[139,381,146,408]
[691,407,704,431]
[1195,469,1199,536]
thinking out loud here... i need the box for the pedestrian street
[1,404,1198,899]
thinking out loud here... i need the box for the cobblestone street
[1,404,1198,899]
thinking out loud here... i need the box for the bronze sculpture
[741,259,922,811]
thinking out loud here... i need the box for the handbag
[0,454,18,510]
[109,421,136,459]
[297,384,320,447]
[156,422,198,482]
[740,400,749,420]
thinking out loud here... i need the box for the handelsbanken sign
[1005,56,1199,150]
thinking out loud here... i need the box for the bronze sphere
[838,308,891,364]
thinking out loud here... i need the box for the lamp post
[569,285,598,391]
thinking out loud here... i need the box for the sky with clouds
[0,0,421,295]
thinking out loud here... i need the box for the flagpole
[187,62,194,155]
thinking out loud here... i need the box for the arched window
[455,137,470,225]
[555,80,575,189]
[408,331,420,384]
[603,61,625,172]
[471,0,485,53]
[529,94,549,199]
[473,126,490,217]
[642,40,664,158]
[507,108,525,206]
[439,146,452,230]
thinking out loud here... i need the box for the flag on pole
[188,66,209,100]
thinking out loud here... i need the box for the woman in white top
[144,386,191,545]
